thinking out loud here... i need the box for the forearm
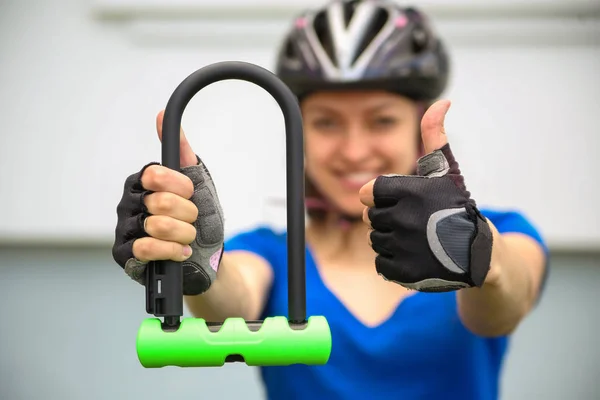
[457,222,540,337]
[184,253,254,322]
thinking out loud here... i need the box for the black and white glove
[112,156,225,296]
[361,101,493,292]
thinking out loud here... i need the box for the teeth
[343,172,378,184]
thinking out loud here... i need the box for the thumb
[420,99,452,155]
[156,110,198,168]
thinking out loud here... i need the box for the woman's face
[302,90,421,217]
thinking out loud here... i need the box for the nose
[339,129,371,163]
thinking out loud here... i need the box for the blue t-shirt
[225,208,548,400]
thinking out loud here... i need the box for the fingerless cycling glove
[368,143,493,292]
[112,156,225,296]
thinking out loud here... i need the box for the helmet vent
[313,11,337,67]
[284,38,298,61]
[351,7,388,65]
[342,0,358,27]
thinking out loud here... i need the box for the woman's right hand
[112,111,225,296]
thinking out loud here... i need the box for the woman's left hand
[359,100,494,292]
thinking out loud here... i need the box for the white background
[0,0,599,250]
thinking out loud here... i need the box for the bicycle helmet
[275,0,450,102]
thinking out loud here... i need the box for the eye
[371,116,399,130]
[311,117,339,130]
[376,116,397,125]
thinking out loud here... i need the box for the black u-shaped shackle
[147,61,306,329]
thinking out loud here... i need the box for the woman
[112,1,549,399]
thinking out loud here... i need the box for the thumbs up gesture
[359,100,493,292]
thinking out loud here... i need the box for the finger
[141,164,194,199]
[144,192,199,223]
[156,110,198,168]
[375,255,403,284]
[367,207,394,233]
[420,99,451,154]
[362,206,371,228]
[360,176,407,208]
[369,230,394,255]
[132,236,193,263]
[371,239,394,259]
[359,178,377,207]
[143,215,197,245]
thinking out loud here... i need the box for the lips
[337,171,381,190]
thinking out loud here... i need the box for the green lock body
[137,316,332,367]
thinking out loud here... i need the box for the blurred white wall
[0,0,599,250]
